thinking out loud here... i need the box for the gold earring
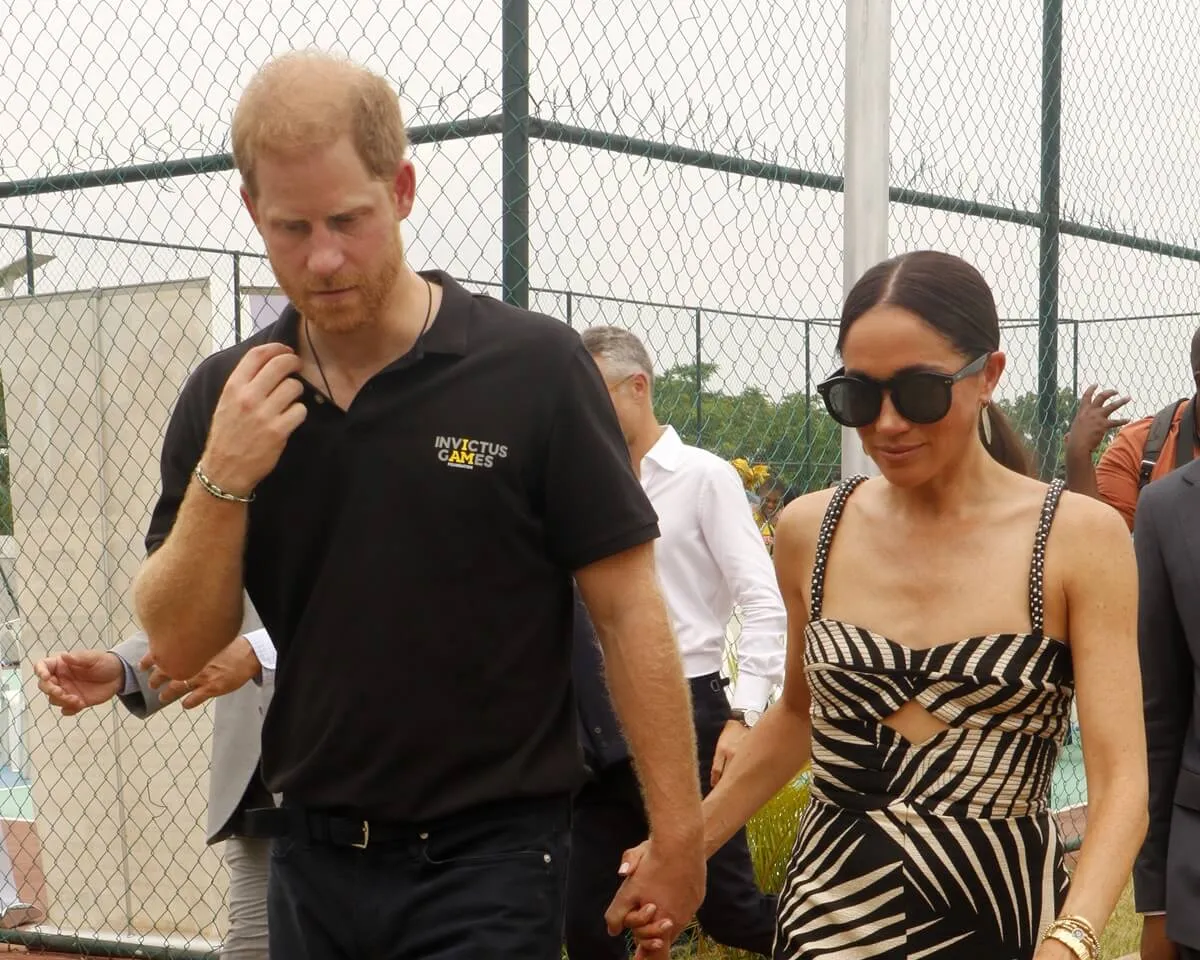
[980,405,993,444]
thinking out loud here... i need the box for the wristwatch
[730,708,762,728]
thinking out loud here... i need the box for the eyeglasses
[605,373,635,394]
[817,353,990,427]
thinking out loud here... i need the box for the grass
[1101,881,1140,959]
[663,775,1142,959]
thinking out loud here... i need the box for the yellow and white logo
[434,435,509,470]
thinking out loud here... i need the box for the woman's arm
[696,490,827,858]
[1040,493,1148,956]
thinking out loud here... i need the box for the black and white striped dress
[774,476,1073,960]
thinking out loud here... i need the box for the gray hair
[580,325,656,389]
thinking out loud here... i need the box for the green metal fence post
[1037,0,1063,480]
[501,0,530,308]
[23,228,34,295]
[1072,316,1079,398]
[805,319,812,487]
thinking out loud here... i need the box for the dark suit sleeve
[1133,488,1193,913]
[569,583,628,771]
[109,635,166,720]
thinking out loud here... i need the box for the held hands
[34,650,125,716]
[140,637,261,709]
[199,343,307,498]
[604,836,705,959]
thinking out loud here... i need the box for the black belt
[242,806,410,849]
[690,672,729,694]
[242,794,570,850]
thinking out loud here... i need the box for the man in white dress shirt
[564,326,786,958]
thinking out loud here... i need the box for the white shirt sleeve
[698,461,787,711]
[244,628,277,672]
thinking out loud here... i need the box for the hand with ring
[140,637,261,709]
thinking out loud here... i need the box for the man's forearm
[1064,447,1100,499]
[134,478,247,679]
[596,596,703,845]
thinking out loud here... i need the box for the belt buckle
[352,821,370,849]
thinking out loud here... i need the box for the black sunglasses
[817,353,990,427]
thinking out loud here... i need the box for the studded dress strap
[1028,478,1067,637]
[809,475,870,620]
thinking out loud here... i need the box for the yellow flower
[731,457,771,491]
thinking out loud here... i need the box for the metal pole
[23,229,34,295]
[232,253,242,343]
[841,0,890,480]
[501,0,530,308]
[565,291,573,327]
[0,929,215,960]
[1072,316,1079,399]
[694,308,703,444]
[804,319,812,489]
[1038,0,1063,480]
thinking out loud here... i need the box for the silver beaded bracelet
[193,464,255,504]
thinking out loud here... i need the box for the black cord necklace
[304,277,434,406]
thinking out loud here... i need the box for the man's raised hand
[198,343,307,498]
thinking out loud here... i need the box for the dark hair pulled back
[837,250,1032,477]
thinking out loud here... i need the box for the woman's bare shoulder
[775,483,839,536]
[1042,487,1136,603]
[1050,487,1132,548]
[772,479,876,559]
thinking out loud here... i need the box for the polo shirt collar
[265,268,472,359]
[643,424,684,472]
[419,270,471,356]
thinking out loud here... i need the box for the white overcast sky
[2,0,1200,412]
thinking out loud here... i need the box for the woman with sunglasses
[614,250,1146,960]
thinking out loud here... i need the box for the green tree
[654,368,1101,492]
[653,363,841,495]
[994,387,1082,479]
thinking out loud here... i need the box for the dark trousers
[266,795,570,959]
[564,674,778,958]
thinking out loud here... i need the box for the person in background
[754,478,796,554]
[1131,448,1200,959]
[34,598,275,960]
[1064,325,1200,531]
[571,325,784,959]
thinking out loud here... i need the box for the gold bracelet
[1041,916,1099,960]
[193,464,255,504]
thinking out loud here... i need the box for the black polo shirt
[144,271,659,822]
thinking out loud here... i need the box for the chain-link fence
[0,0,1191,953]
